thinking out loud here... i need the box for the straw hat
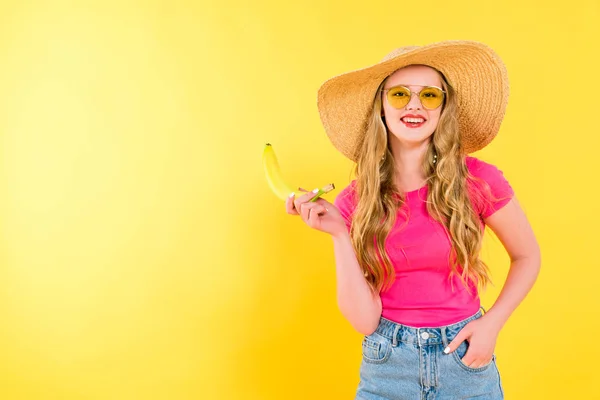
[316,40,509,161]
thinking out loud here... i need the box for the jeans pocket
[361,333,392,364]
[451,340,495,373]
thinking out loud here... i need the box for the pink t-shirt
[333,156,514,327]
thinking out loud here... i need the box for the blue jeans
[356,309,504,399]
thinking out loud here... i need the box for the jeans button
[421,332,429,340]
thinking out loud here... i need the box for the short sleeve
[466,157,515,219]
[333,181,357,233]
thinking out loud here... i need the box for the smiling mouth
[401,117,426,128]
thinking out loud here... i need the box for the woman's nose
[406,93,422,110]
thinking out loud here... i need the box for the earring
[433,153,438,165]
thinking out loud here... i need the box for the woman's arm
[444,196,541,367]
[332,231,383,336]
[286,192,382,336]
[480,196,541,329]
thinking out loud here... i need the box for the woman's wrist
[481,309,508,332]
[331,229,351,241]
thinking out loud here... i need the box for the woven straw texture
[316,40,509,161]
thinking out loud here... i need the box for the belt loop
[440,326,449,348]
[392,324,401,347]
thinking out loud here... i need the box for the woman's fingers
[287,189,327,216]
[299,202,327,225]
[307,204,328,227]
[285,192,299,215]
[286,190,339,234]
[293,188,319,211]
[299,201,311,222]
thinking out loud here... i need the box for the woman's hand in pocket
[443,316,500,368]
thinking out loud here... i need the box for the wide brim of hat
[316,40,509,161]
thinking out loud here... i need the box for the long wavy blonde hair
[350,68,494,295]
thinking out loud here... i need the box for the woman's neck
[391,142,429,192]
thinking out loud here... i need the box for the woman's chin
[389,130,434,147]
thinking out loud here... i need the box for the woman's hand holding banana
[286,190,347,237]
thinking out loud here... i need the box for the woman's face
[381,65,444,149]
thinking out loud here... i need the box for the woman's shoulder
[464,156,514,218]
[465,156,512,187]
[465,155,501,177]
[333,180,358,229]
[466,156,507,185]
[334,180,357,208]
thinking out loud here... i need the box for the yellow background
[0,0,598,399]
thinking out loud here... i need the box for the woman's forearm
[332,231,382,335]
[483,253,541,330]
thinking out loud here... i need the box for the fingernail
[443,347,450,354]
[289,192,295,198]
[312,188,319,193]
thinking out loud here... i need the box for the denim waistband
[373,309,484,347]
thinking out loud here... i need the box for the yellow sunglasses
[383,85,446,110]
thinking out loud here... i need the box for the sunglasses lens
[420,87,444,109]
[386,86,411,109]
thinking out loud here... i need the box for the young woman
[286,41,540,399]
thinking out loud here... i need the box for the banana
[262,143,335,202]
[262,143,295,201]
